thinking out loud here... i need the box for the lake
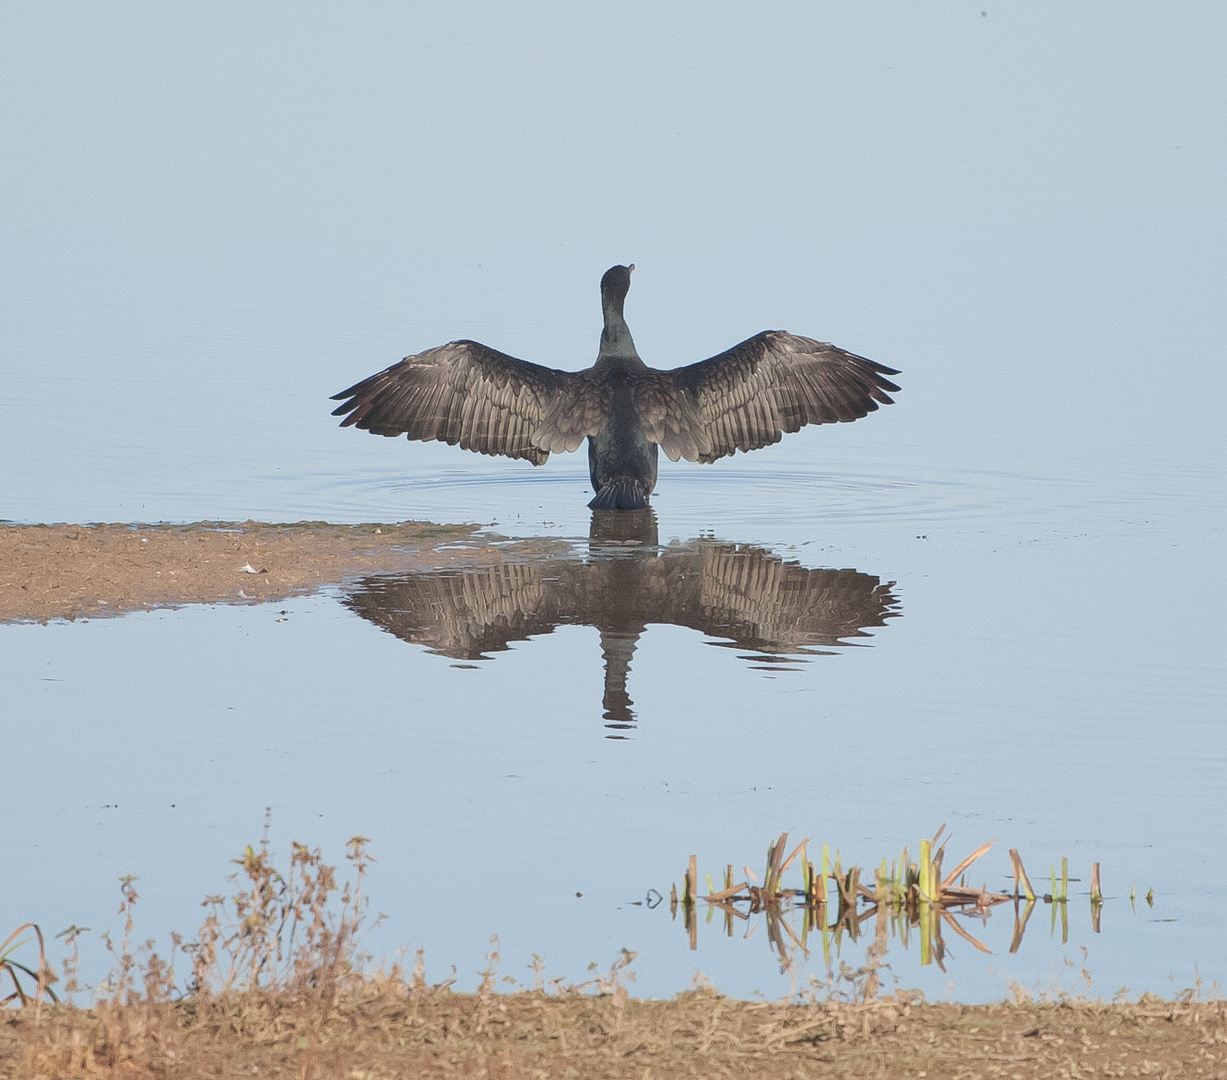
[1,2,1224,1003]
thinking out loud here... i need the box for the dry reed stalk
[764,832,791,896]
[938,885,998,903]
[54,925,87,1006]
[941,839,995,890]
[917,840,934,903]
[835,866,861,913]
[100,876,141,1006]
[0,923,57,1013]
[682,831,1096,976]
[705,881,750,903]
[778,836,810,877]
[1009,848,1036,901]
[1090,862,1103,933]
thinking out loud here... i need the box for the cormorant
[331,265,900,509]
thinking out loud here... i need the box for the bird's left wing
[634,331,900,464]
[331,340,592,464]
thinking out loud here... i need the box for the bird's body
[585,355,659,510]
[331,265,900,509]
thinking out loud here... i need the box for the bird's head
[600,264,634,307]
[598,263,639,358]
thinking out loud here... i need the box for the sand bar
[0,521,482,623]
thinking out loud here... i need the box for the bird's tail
[588,477,651,511]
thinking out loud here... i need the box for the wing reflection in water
[342,510,901,737]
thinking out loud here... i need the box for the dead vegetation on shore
[2,830,1222,1078]
[6,986,1223,1079]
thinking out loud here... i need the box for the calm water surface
[1,2,1224,1001]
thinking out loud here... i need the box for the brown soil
[3,988,1223,1078]
[0,521,484,623]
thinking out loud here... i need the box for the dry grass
[4,983,1224,1078]
[2,830,1222,1079]
[0,925,56,1012]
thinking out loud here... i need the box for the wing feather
[640,331,900,463]
[331,340,587,465]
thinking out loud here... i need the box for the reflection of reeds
[677,831,1110,972]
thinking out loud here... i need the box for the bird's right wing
[331,340,596,464]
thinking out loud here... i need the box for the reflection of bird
[331,266,900,509]
[343,511,900,734]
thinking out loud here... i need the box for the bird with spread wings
[331,265,899,509]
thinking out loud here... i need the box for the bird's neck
[600,298,639,360]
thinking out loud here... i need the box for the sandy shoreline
[0,520,482,623]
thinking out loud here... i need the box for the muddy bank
[0,521,485,623]
[3,989,1222,1078]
